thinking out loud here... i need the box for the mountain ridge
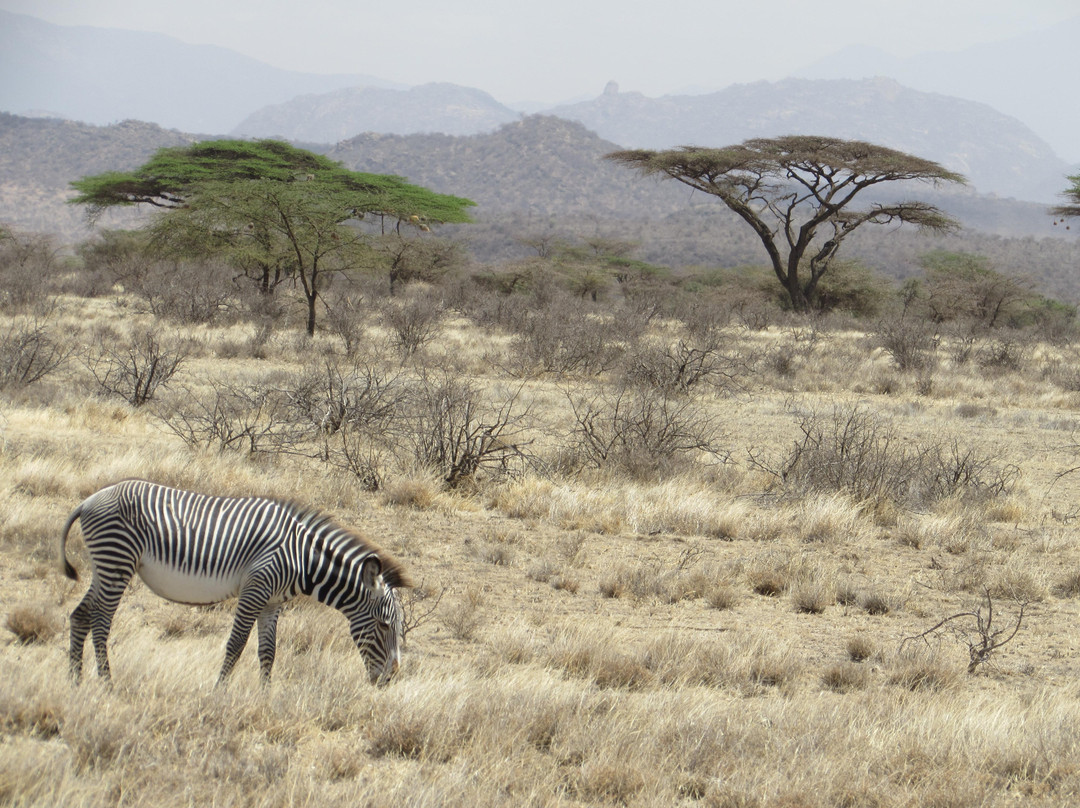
[0,9,402,135]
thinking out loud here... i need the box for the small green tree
[915,251,1030,328]
[606,136,966,311]
[70,139,474,335]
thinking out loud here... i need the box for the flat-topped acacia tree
[71,139,474,335]
[606,136,967,311]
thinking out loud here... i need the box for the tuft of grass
[886,648,961,692]
[859,589,893,616]
[380,474,442,509]
[5,605,60,645]
[846,634,876,662]
[790,578,835,614]
[821,662,870,693]
[705,580,739,610]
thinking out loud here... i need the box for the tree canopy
[606,135,966,310]
[70,139,475,334]
[1051,173,1080,222]
[70,139,475,225]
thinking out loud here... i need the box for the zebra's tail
[59,503,82,581]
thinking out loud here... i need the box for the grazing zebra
[59,479,411,686]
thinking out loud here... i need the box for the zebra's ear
[361,556,383,589]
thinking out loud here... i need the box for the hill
[0,113,193,236]
[0,9,400,135]
[233,83,521,141]
[796,14,1080,164]
[545,78,1070,204]
[326,116,691,219]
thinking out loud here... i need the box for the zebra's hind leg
[87,572,133,681]
[69,594,94,682]
[256,605,283,684]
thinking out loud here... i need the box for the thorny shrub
[564,382,728,478]
[0,313,71,389]
[751,404,1017,507]
[86,329,187,406]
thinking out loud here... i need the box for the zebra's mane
[281,500,413,589]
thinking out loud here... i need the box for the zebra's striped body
[60,479,410,685]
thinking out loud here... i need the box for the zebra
[58,479,411,686]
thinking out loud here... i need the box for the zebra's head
[347,556,406,686]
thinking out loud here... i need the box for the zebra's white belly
[137,558,242,604]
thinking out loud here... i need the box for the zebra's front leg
[217,588,270,685]
[256,605,283,684]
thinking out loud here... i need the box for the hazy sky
[2,0,1076,104]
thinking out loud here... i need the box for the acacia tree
[1051,173,1080,223]
[70,139,474,334]
[606,136,966,311]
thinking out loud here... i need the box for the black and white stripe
[60,479,410,686]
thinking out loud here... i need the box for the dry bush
[86,329,187,406]
[976,337,1031,374]
[859,589,895,616]
[133,260,238,325]
[381,289,445,358]
[471,539,515,567]
[544,626,654,690]
[285,358,406,487]
[744,549,809,598]
[872,314,939,371]
[0,314,71,390]
[792,494,869,544]
[905,589,1033,675]
[379,473,443,509]
[1053,569,1080,598]
[405,372,532,488]
[564,382,728,478]
[597,555,729,606]
[754,403,1017,508]
[504,301,633,376]
[320,291,370,357]
[440,587,485,641]
[790,577,836,614]
[623,334,746,395]
[0,230,57,311]
[158,379,305,454]
[5,605,60,644]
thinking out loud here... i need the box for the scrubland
[6,268,1080,807]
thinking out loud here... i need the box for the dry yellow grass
[5,293,1080,805]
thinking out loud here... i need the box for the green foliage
[812,260,893,318]
[70,138,475,225]
[915,250,1031,327]
[1051,173,1080,220]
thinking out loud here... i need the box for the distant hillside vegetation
[233,83,521,141]
[547,78,1068,204]
[326,116,691,218]
[1,111,1077,304]
[0,113,193,236]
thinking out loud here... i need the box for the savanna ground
[6,269,1080,807]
